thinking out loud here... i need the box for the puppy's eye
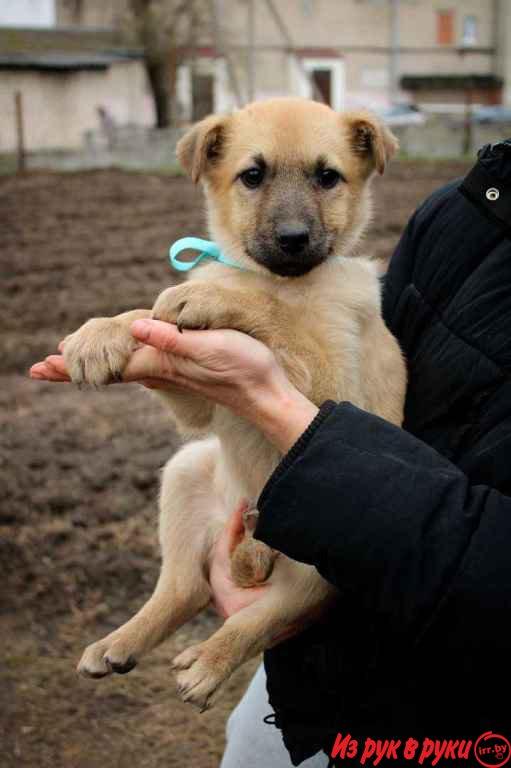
[239,167,265,189]
[317,168,343,189]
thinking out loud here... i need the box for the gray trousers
[220,664,328,768]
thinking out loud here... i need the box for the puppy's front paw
[63,318,137,386]
[152,283,228,333]
[77,635,138,679]
[172,643,230,711]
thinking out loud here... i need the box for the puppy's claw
[78,636,139,680]
[176,317,208,333]
[80,668,110,680]
[105,655,137,675]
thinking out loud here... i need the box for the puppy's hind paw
[77,636,138,679]
[172,643,227,711]
[172,644,202,672]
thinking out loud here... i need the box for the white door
[289,56,346,112]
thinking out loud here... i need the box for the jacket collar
[460,140,511,230]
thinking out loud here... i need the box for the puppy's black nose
[277,224,310,254]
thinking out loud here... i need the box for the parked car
[471,106,511,125]
[377,103,426,127]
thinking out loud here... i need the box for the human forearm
[255,401,511,641]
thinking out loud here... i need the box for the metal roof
[0,51,139,71]
[401,74,504,91]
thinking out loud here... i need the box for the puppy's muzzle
[249,220,327,277]
[277,224,310,256]
[260,223,319,277]
[270,222,324,276]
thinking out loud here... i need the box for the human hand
[209,500,270,619]
[30,319,319,453]
[209,502,309,645]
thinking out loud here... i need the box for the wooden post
[247,0,256,101]
[389,0,400,104]
[209,0,243,107]
[463,86,473,157]
[15,91,26,173]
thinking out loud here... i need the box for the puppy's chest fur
[186,256,382,505]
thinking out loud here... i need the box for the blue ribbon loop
[169,237,245,272]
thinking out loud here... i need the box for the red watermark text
[330,731,510,767]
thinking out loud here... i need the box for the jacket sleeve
[254,401,511,643]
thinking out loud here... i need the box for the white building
[0,0,153,153]
[0,0,56,28]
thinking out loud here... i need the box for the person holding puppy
[32,140,511,766]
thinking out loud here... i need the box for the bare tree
[129,0,206,128]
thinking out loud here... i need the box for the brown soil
[0,161,470,768]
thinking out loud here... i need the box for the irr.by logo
[475,732,511,767]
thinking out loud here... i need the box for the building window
[437,9,455,46]
[462,15,478,46]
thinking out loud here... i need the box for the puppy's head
[177,99,398,277]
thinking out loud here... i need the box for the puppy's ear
[344,111,399,175]
[176,114,228,183]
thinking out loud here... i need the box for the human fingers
[131,319,195,353]
[131,319,239,364]
[121,344,179,383]
[30,358,70,382]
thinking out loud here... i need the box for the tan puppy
[63,98,406,710]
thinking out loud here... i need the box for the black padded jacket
[254,141,511,766]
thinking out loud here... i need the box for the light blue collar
[169,237,246,273]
